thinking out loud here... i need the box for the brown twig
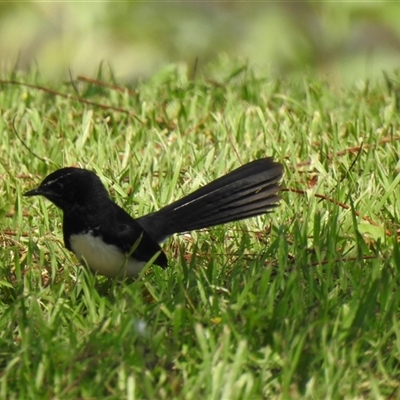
[0,79,139,118]
[283,187,391,236]
[224,117,243,165]
[10,115,52,165]
[77,75,138,96]
[295,136,399,168]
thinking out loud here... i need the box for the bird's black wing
[98,218,168,268]
[62,201,169,269]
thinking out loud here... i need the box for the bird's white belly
[70,233,146,278]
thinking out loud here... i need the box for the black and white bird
[24,158,283,278]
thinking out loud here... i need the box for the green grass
[1,62,400,399]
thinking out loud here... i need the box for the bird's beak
[23,187,42,197]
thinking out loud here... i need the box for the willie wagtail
[24,158,283,278]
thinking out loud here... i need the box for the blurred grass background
[1,1,400,83]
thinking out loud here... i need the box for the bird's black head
[24,167,110,211]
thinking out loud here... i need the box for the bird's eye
[54,182,64,191]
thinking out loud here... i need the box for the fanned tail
[137,158,284,243]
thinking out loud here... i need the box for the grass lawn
[1,61,400,399]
